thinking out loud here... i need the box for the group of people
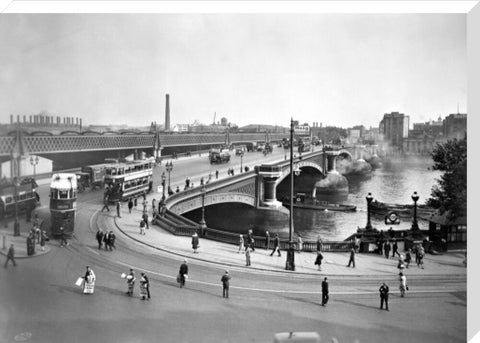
[96,229,116,251]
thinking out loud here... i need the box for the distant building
[0,112,82,135]
[443,113,467,139]
[172,124,190,132]
[379,112,410,149]
[347,129,361,144]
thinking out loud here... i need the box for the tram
[50,173,77,237]
[0,180,39,221]
[104,160,153,202]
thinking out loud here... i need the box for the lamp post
[30,156,39,179]
[165,161,173,190]
[240,151,244,173]
[365,192,373,231]
[199,185,207,234]
[411,191,420,231]
[286,118,296,271]
[161,171,166,200]
[13,177,20,236]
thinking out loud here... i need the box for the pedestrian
[377,238,384,255]
[82,266,96,294]
[40,230,48,251]
[126,269,136,296]
[178,259,189,288]
[185,177,190,188]
[270,234,281,257]
[297,235,303,253]
[215,170,219,179]
[321,277,329,306]
[316,237,323,252]
[392,239,400,257]
[405,248,412,269]
[221,270,231,298]
[4,244,16,268]
[231,169,235,176]
[134,197,138,208]
[27,232,35,256]
[314,252,323,271]
[417,246,425,269]
[101,194,110,212]
[103,231,110,251]
[96,229,104,249]
[140,272,150,300]
[128,198,133,213]
[59,226,68,247]
[35,225,41,244]
[142,212,149,230]
[116,201,121,218]
[399,272,407,298]
[379,282,390,311]
[200,177,204,185]
[245,247,251,266]
[109,231,116,250]
[265,231,270,249]
[175,186,180,193]
[152,198,156,213]
[247,230,255,252]
[397,255,405,273]
[139,219,146,235]
[384,241,391,259]
[347,247,355,268]
[192,232,199,254]
[238,234,244,253]
[142,199,147,213]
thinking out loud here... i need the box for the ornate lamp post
[199,185,207,234]
[240,151,244,173]
[30,156,39,179]
[411,191,420,231]
[165,161,173,191]
[161,171,166,200]
[13,177,20,236]
[286,118,296,271]
[365,192,373,231]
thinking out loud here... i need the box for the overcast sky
[0,14,466,128]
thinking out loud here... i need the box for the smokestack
[165,94,170,131]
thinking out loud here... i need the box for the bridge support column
[256,165,283,208]
[326,154,340,174]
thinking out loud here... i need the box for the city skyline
[0,14,467,128]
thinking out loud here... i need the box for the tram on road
[104,160,153,202]
[0,180,39,221]
[50,173,77,237]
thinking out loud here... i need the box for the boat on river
[370,200,435,219]
[282,194,356,212]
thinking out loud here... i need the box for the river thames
[294,157,442,241]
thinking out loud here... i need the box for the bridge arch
[336,150,353,161]
[168,192,256,215]
[276,160,324,184]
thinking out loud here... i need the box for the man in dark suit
[379,282,390,311]
[347,247,355,268]
[179,260,189,288]
[270,234,281,257]
[321,277,329,306]
[96,229,104,249]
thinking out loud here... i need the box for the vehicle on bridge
[235,145,246,155]
[209,149,231,164]
[104,160,154,202]
[298,138,311,153]
[49,173,77,237]
[0,181,40,221]
[246,142,257,152]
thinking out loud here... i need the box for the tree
[427,135,467,219]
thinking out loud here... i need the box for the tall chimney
[165,94,170,131]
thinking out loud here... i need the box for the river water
[294,157,442,241]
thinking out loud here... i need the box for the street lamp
[240,151,244,173]
[411,191,420,231]
[199,185,207,234]
[165,161,173,190]
[13,177,20,236]
[161,171,166,200]
[30,156,39,179]
[365,192,373,231]
[286,118,296,271]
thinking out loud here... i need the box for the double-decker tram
[0,180,39,221]
[50,173,77,237]
[104,160,153,202]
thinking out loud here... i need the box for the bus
[80,163,110,189]
[50,173,77,237]
[0,181,39,221]
[104,160,154,202]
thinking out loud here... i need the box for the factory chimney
[165,94,170,131]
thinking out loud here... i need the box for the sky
[0,13,467,128]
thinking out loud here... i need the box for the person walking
[270,234,281,257]
[397,255,405,273]
[142,212,149,230]
[151,198,156,214]
[96,229,104,249]
[405,248,412,269]
[128,198,133,213]
[179,260,189,288]
[245,247,251,266]
[392,239,400,257]
[126,269,136,296]
[175,186,180,193]
[103,231,110,251]
[82,266,96,294]
[192,232,199,254]
[264,231,270,250]
[134,197,138,208]
[379,282,390,311]
[247,231,255,252]
[116,201,121,218]
[399,272,407,298]
[314,252,323,271]
[40,230,48,251]
[347,247,355,268]
[321,277,329,306]
[384,241,391,259]
[221,270,231,298]
[109,231,116,250]
[238,234,244,253]
[59,226,68,247]
[417,246,425,269]
[4,244,16,268]
[140,273,150,300]
[139,219,146,235]
[316,237,323,253]
[215,170,219,179]
[101,194,110,212]
[297,235,303,253]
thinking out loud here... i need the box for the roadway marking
[113,260,464,295]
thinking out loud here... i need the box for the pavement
[109,204,467,277]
